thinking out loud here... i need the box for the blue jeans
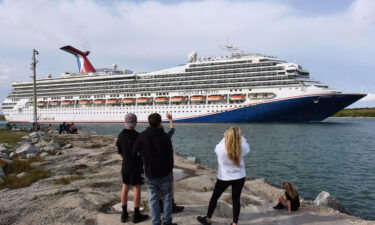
[146,173,173,225]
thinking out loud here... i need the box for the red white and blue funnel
[60,45,96,73]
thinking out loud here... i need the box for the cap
[124,113,137,128]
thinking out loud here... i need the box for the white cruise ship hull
[4,93,365,124]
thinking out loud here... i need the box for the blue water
[2,118,374,220]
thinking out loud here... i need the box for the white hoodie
[215,136,250,181]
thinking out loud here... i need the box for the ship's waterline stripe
[6,93,365,123]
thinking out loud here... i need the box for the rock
[16,144,36,154]
[31,138,39,144]
[62,144,72,149]
[27,153,38,158]
[0,146,7,151]
[44,143,60,151]
[314,191,348,214]
[173,168,188,181]
[0,167,4,179]
[9,152,15,158]
[15,144,29,154]
[35,139,49,147]
[16,172,27,178]
[186,156,200,164]
[176,175,215,192]
[21,135,31,140]
[40,152,49,158]
[29,132,39,138]
[0,158,12,167]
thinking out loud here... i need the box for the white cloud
[0,65,10,88]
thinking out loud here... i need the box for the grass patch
[332,108,375,117]
[0,114,4,120]
[0,129,30,147]
[53,174,85,185]
[0,156,50,189]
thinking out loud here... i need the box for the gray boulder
[0,167,4,179]
[0,145,7,152]
[62,144,72,149]
[29,132,39,138]
[44,143,60,151]
[16,172,27,178]
[40,152,49,158]
[15,144,40,154]
[314,191,348,214]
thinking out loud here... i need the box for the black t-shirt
[116,129,143,175]
[285,192,300,211]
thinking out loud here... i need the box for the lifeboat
[190,95,206,102]
[155,97,169,103]
[79,99,91,105]
[61,100,73,105]
[170,96,185,103]
[123,98,136,104]
[136,97,151,103]
[93,99,105,105]
[106,99,118,104]
[37,101,47,107]
[230,95,245,101]
[207,95,225,102]
[50,101,60,106]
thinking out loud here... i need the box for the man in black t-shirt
[117,113,148,223]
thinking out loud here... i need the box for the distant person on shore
[116,113,149,223]
[59,122,66,134]
[273,181,300,213]
[158,114,184,213]
[69,122,77,134]
[197,126,250,225]
[65,123,70,134]
[133,113,177,225]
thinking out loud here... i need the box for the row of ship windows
[185,62,278,72]
[12,66,284,88]
[12,80,299,97]
[13,71,284,90]
[13,76,293,94]
[15,104,241,112]
[189,60,254,67]
[10,81,298,98]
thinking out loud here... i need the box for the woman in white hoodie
[197,126,250,225]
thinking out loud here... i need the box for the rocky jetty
[0,131,373,225]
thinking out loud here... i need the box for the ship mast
[31,49,39,131]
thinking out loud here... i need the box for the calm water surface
[2,118,374,220]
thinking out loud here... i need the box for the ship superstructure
[1,45,366,123]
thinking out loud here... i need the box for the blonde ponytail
[224,126,242,168]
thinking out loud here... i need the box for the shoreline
[0,131,373,224]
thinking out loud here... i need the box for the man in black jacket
[133,113,177,225]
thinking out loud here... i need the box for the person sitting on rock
[116,113,149,223]
[273,181,300,213]
[197,126,250,225]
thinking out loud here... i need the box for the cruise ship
[1,45,366,123]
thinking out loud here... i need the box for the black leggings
[207,177,245,223]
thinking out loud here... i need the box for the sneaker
[197,216,211,225]
[132,213,149,223]
[273,203,286,210]
[172,203,184,213]
[121,212,128,223]
[162,222,178,225]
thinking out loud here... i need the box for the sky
[0,0,375,111]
